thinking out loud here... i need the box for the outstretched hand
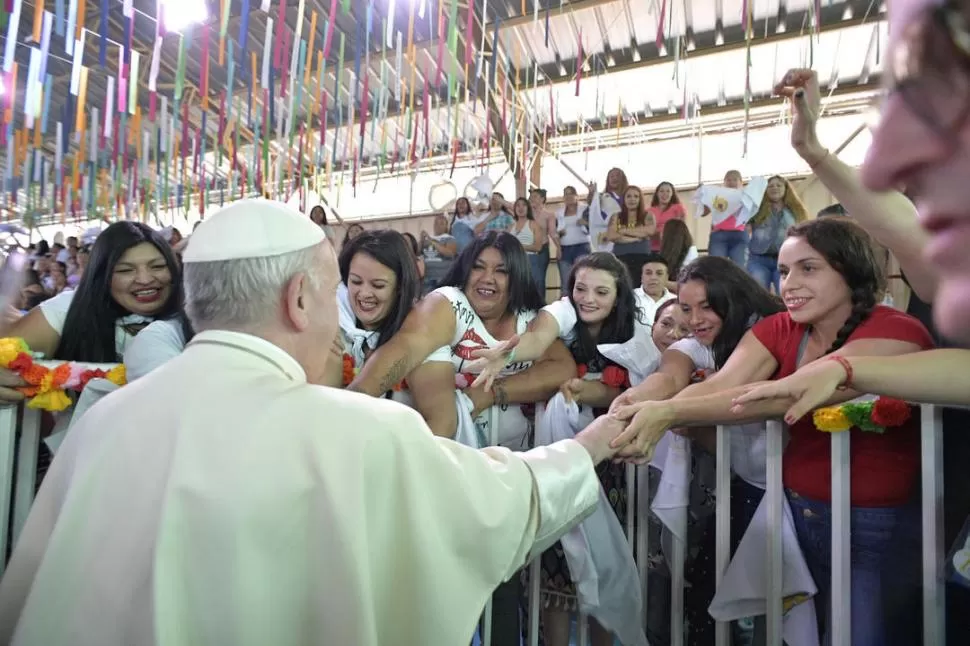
[606,401,675,464]
[731,357,847,425]
[467,335,521,392]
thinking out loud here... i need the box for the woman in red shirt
[611,217,934,646]
[648,181,687,251]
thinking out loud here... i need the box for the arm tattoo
[377,356,411,394]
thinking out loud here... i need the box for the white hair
[184,245,324,330]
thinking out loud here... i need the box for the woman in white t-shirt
[464,253,688,645]
[0,222,183,483]
[611,255,784,643]
[556,185,590,294]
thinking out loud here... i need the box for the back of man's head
[182,200,336,337]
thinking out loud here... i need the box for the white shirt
[668,337,767,488]
[634,288,677,324]
[39,290,153,360]
[556,206,590,247]
[0,329,601,646]
[124,319,187,382]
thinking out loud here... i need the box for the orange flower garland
[0,338,126,412]
[341,352,405,391]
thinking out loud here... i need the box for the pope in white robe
[0,199,626,646]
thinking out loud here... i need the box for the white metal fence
[0,402,948,645]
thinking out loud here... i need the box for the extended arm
[776,68,937,300]
[348,293,456,396]
[408,360,459,438]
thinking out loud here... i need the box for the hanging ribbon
[3,0,23,73]
[65,0,76,55]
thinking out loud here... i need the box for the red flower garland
[871,397,912,428]
[576,363,629,388]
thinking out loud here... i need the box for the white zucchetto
[183,199,326,263]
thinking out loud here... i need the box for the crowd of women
[2,51,970,646]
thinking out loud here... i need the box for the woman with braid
[609,217,934,646]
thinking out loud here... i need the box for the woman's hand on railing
[607,400,675,464]
[467,336,520,392]
[0,367,26,405]
[730,358,846,424]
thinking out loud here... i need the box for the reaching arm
[610,347,698,410]
[348,293,456,396]
[776,68,938,301]
[611,337,928,458]
[467,309,564,391]
[733,349,970,421]
[408,360,459,438]
[464,339,578,417]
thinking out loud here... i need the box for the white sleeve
[423,346,454,364]
[37,290,76,336]
[123,319,188,381]
[540,297,576,340]
[684,246,699,265]
[668,337,713,372]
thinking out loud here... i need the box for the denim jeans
[558,243,590,293]
[787,490,917,646]
[709,229,749,268]
[747,253,780,293]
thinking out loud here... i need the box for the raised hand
[773,68,827,164]
[608,400,675,464]
[467,335,520,392]
[731,357,848,425]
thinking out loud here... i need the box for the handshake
[572,398,676,467]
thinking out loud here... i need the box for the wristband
[827,354,854,391]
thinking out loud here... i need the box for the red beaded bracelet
[827,354,854,391]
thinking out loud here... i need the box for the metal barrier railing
[0,400,948,645]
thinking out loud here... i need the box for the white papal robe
[0,330,601,646]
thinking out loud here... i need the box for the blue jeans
[558,243,590,293]
[787,490,917,646]
[747,253,780,293]
[709,229,749,268]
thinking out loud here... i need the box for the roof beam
[521,0,883,87]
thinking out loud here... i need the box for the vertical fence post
[765,420,784,645]
[635,464,650,632]
[12,407,41,546]
[715,425,732,646]
[0,405,18,575]
[920,404,945,645]
[830,431,851,646]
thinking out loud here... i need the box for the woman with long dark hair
[614,218,934,646]
[0,222,183,486]
[347,231,575,646]
[509,197,547,295]
[611,255,784,644]
[605,185,657,281]
[658,218,698,290]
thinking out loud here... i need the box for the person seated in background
[817,203,847,218]
[420,215,458,295]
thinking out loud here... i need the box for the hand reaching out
[607,400,675,464]
[731,357,848,425]
[467,335,520,392]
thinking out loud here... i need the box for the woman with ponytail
[611,217,935,646]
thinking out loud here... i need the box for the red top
[648,203,687,250]
[752,306,935,506]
